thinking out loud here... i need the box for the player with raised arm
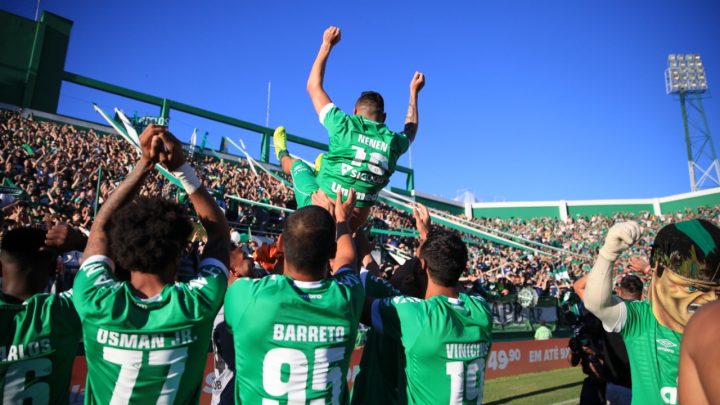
[224,189,364,404]
[273,26,424,229]
[0,227,81,404]
[72,125,231,404]
[584,219,720,405]
[370,229,493,405]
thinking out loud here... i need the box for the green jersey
[619,300,681,405]
[351,270,406,405]
[224,268,364,404]
[372,293,493,405]
[0,291,81,404]
[72,255,228,404]
[316,104,411,208]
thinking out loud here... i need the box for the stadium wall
[471,188,720,221]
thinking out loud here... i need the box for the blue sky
[4,0,720,202]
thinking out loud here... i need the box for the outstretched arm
[403,72,425,142]
[307,26,341,115]
[584,222,640,332]
[83,125,165,260]
[157,131,230,268]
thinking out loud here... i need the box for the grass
[483,367,585,405]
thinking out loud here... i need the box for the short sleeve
[321,104,352,144]
[223,278,255,334]
[371,296,424,344]
[53,290,82,337]
[180,258,229,319]
[393,131,411,155]
[619,300,648,338]
[72,255,122,319]
[361,269,400,299]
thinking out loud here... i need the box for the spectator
[535,320,553,340]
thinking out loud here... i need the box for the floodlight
[665,53,709,94]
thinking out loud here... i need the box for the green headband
[675,220,718,257]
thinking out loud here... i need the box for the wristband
[172,163,201,194]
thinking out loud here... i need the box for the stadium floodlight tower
[665,53,720,191]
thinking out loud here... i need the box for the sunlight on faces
[650,268,720,333]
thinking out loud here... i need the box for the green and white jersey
[316,104,411,208]
[619,300,681,405]
[0,291,81,405]
[72,255,228,404]
[224,268,364,404]
[372,293,493,405]
[351,269,406,405]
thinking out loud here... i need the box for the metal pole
[34,0,41,21]
[266,81,271,128]
[93,167,102,218]
[678,93,696,191]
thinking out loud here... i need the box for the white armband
[172,163,202,194]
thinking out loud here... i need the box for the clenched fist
[322,26,341,47]
[599,222,641,262]
[410,72,425,94]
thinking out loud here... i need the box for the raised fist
[323,26,341,47]
[410,72,425,94]
[599,222,641,262]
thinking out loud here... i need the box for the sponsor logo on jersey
[656,338,678,353]
[272,323,346,343]
[339,163,385,185]
[330,183,377,202]
[357,134,388,152]
[0,339,52,361]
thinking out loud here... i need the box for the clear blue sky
[4,0,720,202]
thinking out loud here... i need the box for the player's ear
[380,112,387,123]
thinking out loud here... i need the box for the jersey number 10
[262,347,345,404]
[446,358,485,405]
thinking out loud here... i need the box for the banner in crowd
[66,339,569,403]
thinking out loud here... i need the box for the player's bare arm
[307,26,341,115]
[331,188,356,273]
[403,72,425,142]
[679,300,720,405]
[157,130,231,269]
[82,125,165,260]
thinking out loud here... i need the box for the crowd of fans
[2,108,720,313]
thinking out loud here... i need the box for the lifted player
[274,25,424,229]
[585,219,720,405]
[72,125,230,403]
[0,227,81,404]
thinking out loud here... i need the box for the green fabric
[376,293,493,405]
[316,106,410,208]
[674,220,717,256]
[620,300,682,405]
[0,292,82,404]
[351,272,405,405]
[21,143,34,156]
[290,160,319,208]
[224,269,364,404]
[72,256,228,404]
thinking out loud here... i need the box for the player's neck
[1,282,34,302]
[283,263,324,282]
[425,282,459,300]
[129,272,167,299]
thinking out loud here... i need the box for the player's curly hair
[109,197,192,277]
[420,230,468,287]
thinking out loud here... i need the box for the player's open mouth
[688,303,703,313]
